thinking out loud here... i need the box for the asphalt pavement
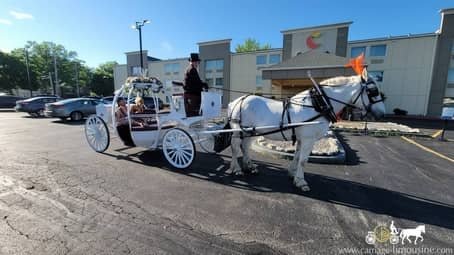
[0,112,453,255]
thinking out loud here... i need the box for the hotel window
[215,77,224,87]
[269,54,281,65]
[351,47,366,58]
[164,63,180,75]
[447,68,454,83]
[131,66,141,75]
[256,75,263,86]
[370,45,387,57]
[205,59,224,72]
[369,71,384,82]
[205,78,214,86]
[256,55,267,65]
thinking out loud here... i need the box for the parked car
[15,96,61,117]
[34,94,59,98]
[44,98,101,121]
[82,96,102,100]
[0,95,25,108]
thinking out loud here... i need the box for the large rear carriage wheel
[162,128,195,169]
[85,115,110,152]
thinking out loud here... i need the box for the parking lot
[0,111,453,254]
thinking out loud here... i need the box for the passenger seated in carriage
[130,96,147,114]
[115,98,139,146]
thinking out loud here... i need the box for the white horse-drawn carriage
[85,69,386,192]
[84,76,227,169]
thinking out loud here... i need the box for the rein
[228,79,383,140]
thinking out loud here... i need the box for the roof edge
[440,8,454,15]
[281,21,353,34]
[348,32,437,44]
[262,65,353,72]
[198,39,232,46]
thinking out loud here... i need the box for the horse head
[418,225,426,233]
[351,69,386,119]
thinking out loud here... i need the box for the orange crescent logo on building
[306,31,321,49]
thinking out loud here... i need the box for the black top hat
[188,53,201,62]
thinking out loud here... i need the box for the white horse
[227,74,386,192]
[400,225,425,245]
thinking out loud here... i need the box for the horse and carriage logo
[365,221,425,245]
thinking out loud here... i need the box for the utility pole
[132,20,150,73]
[139,26,143,70]
[48,72,53,94]
[53,52,58,96]
[74,62,79,97]
[24,48,32,97]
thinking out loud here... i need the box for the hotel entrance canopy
[262,51,356,89]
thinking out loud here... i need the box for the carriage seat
[131,123,176,132]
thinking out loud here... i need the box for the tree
[10,41,91,96]
[90,61,117,96]
[0,52,29,93]
[235,38,271,53]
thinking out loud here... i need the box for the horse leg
[241,137,258,174]
[288,141,301,178]
[293,137,316,192]
[415,235,422,245]
[406,235,412,245]
[227,132,244,176]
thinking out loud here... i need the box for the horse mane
[319,75,361,87]
[291,75,362,98]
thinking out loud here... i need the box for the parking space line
[400,136,454,163]
[431,129,443,138]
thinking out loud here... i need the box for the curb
[331,127,432,138]
[251,135,346,164]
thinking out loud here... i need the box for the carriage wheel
[162,128,195,169]
[85,115,110,152]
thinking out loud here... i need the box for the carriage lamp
[131,19,150,71]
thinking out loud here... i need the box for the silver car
[44,98,101,121]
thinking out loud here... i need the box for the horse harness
[226,79,383,144]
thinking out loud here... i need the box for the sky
[0,0,451,68]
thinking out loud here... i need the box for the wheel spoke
[180,142,192,149]
[175,152,181,165]
[180,151,189,163]
[170,151,177,160]
[181,149,192,157]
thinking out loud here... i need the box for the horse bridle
[322,79,384,115]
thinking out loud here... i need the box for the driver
[184,53,208,117]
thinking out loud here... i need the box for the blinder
[364,81,383,104]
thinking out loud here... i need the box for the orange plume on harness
[345,53,365,75]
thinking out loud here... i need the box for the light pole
[132,20,150,71]
[53,52,58,96]
[24,47,32,97]
[74,61,79,97]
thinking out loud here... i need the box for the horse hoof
[294,178,310,192]
[250,168,259,175]
[301,185,311,192]
[234,171,244,176]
